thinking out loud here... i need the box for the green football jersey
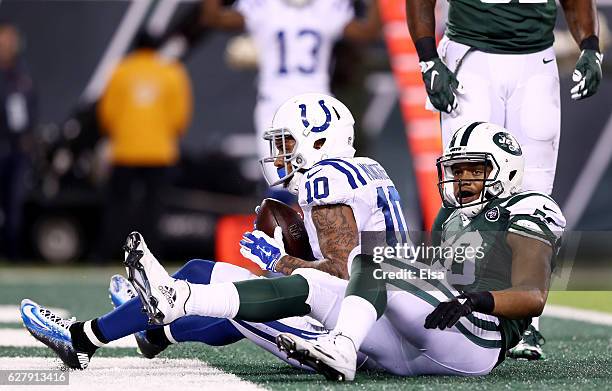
[446,0,558,54]
[432,191,565,350]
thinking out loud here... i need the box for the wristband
[415,36,438,62]
[580,35,600,51]
[463,291,495,314]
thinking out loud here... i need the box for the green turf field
[1,266,611,390]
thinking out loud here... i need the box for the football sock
[97,296,159,341]
[333,296,377,350]
[97,259,220,342]
[70,320,108,356]
[186,282,241,318]
[165,261,251,346]
[333,254,387,350]
[167,316,244,346]
[344,254,387,317]
[145,327,171,348]
[234,275,311,321]
[531,316,540,331]
[186,275,311,322]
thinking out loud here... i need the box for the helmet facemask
[260,127,329,194]
[436,152,503,215]
[260,128,303,190]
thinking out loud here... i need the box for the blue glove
[239,227,286,272]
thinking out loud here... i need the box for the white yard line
[0,305,69,324]
[543,304,612,326]
[0,357,265,391]
[0,329,136,348]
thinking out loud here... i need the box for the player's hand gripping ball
[240,227,286,272]
[254,198,315,261]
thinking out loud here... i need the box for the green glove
[571,49,604,100]
[420,58,463,114]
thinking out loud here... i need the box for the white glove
[239,227,286,272]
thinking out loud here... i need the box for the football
[255,198,315,261]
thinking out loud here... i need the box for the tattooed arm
[274,204,359,280]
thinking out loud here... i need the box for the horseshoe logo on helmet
[299,100,332,133]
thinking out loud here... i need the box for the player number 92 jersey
[446,0,557,54]
[298,157,409,260]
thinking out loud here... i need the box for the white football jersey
[297,157,409,259]
[235,0,354,105]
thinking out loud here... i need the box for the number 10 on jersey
[377,186,408,246]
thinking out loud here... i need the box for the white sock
[531,316,540,330]
[83,320,106,347]
[163,325,178,344]
[303,277,344,329]
[184,282,240,319]
[332,295,377,350]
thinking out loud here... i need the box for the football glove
[424,291,494,330]
[571,49,604,100]
[420,58,464,114]
[239,226,286,272]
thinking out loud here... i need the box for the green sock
[235,275,311,322]
[345,254,387,318]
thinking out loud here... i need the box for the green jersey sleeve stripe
[501,192,557,209]
[509,215,558,241]
[508,224,555,247]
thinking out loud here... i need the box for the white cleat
[122,231,191,325]
[276,332,357,381]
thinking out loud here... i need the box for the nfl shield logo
[485,207,500,222]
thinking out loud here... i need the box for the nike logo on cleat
[77,352,89,369]
[543,58,554,64]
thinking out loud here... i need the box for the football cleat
[108,274,167,359]
[20,299,90,369]
[122,232,191,325]
[507,325,546,360]
[276,332,357,381]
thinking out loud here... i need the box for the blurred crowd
[0,22,36,259]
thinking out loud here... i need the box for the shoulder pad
[501,192,565,247]
[298,160,366,207]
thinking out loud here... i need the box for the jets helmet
[436,122,525,217]
[260,93,356,194]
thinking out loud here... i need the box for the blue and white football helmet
[260,93,356,194]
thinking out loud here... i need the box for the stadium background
[0,0,611,389]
